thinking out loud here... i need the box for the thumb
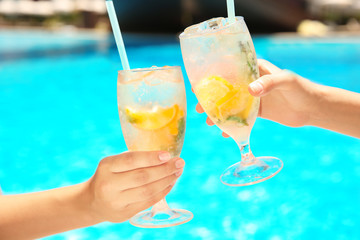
[248,71,293,97]
[257,59,282,76]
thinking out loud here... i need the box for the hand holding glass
[180,17,283,186]
[117,66,193,227]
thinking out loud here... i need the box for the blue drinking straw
[105,0,130,70]
[226,0,236,24]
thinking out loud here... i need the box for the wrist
[307,82,328,126]
[69,181,103,226]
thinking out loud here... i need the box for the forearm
[310,85,360,138]
[0,182,100,240]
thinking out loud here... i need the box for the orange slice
[125,104,178,130]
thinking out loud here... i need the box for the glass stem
[237,140,256,166]
[149,154,179,216]
[150,198,172,216]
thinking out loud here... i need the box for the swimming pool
[0,30,360,240]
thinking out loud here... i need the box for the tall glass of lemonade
[118,66,193,227]
[180,17,283,186]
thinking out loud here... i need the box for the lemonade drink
[117,66,186,157]
[180,17,283,186]
[117,66,193,227]
[108,0,192,226]
[180,17,259,143]
[120,104,185,157]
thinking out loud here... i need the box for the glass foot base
[220,157,283,186]
[129,209,193,228]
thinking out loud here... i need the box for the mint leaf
[240,41,257,79]
[226,115,248,126]
[126,114,139,124]
[176,118,185,142]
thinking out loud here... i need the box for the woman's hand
[85,151,184,223]
[248,59,320,127]
[0,151,184,240]
[196,59,360,138]
[195,59,320,137]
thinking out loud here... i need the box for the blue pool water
[0,30,360,240]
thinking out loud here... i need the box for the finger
[114,157,185,190]
[222,132,230,138]
[122,185,174,221]
[248,70,295,97]
[206,117,215,126]
[120,171,181,204]
[195,103,204,113]
[104,151,172,173]
[257,59,282,76]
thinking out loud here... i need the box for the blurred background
[1,1,360,240]
[0,0,360,33]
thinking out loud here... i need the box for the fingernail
[175,159,185,169]
[175,169,183,177]
[159,152,171,162]
[249,81,263,94]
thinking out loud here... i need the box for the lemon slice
[195,75,255,122]
[125,104,178,130]
[238,95,254,119]
[216,85,252,120]
[195,75,233,117]
[168,107,185,135]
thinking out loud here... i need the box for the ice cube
[182,17,241,37]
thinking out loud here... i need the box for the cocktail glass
[117,66,193,227]
[179,17,283,186]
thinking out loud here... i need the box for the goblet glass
[117,66,193,227]
[179,17,283,186]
